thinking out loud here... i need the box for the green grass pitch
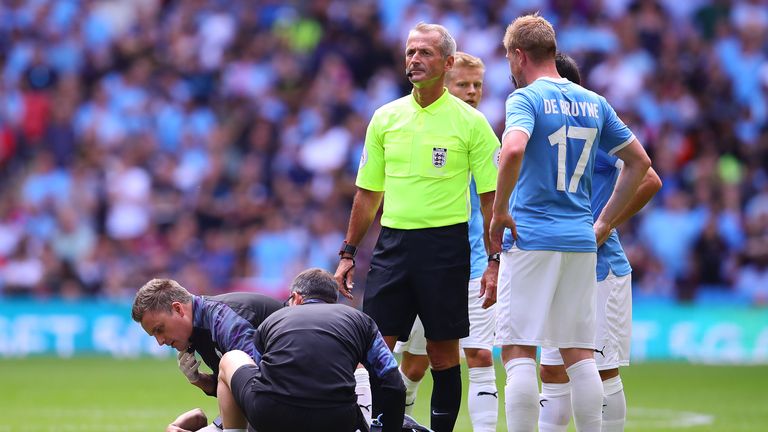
[2,357,767,431]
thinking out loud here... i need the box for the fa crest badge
[432,147,447,168]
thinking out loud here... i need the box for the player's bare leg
[217,350,252,431]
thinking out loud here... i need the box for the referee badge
[432,147,447,168]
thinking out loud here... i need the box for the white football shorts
[540,271,632,369]
[495,247,597,349]
[394,316,428,356]
[460,278,495,351]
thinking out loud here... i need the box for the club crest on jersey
[432,147,447,168]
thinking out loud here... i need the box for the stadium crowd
[0,0,766,304]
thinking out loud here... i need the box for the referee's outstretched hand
[334,258,356,300]
[479,263,498,309]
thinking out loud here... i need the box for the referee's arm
[478,191,496,255]
[334,187,383,298]
[478,190,499,309]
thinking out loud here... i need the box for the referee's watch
[338,241,358,258]
[488,252,501,263]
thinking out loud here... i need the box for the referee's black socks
[430,365,461,432]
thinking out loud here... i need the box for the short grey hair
[409,22,456,58]
[290,268,339,304]
[131,279,193,322]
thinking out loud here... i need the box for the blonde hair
[446,52,485,84]
[503,13,557,63]
[409,22,456,58]
[452,51,485,71]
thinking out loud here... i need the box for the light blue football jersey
[502,77,635,252]
[592,150,632,280]
[468,177,487,279]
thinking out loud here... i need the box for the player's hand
[165,425,191,432]
[177,351,201,383]
[334,257,356,300]
[480,262,498,309]
[593,219,611,247]
[490,212,516,252]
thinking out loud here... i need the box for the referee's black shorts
[364,222,470,341]
[231,364,367,432]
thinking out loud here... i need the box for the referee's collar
[409,87,450,115]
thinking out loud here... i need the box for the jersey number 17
[547,125,597,193]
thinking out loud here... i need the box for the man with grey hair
[131,279,283,431]
[334,23,500,432]
[394,50,501,432]
[214,268,406,432]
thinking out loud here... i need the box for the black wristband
[339,241,358,258]
[488,252,501,263]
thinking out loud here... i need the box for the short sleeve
[355,114,386,191]
[468,114,500,194]
[503,90,537,140]
[598,97,635,155]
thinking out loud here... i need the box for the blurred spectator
[1,236,44,297]
[105,154,151,240]
[690,215,729,287]
[50,206,96,264]
[735,253,768,307]
[640,190,705,281]
[247,211,308,298]
[0,0,765,305]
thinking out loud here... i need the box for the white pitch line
[627,407,715,429]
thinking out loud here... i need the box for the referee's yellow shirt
[356,89,500,230]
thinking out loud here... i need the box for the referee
[333,23,500,432]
